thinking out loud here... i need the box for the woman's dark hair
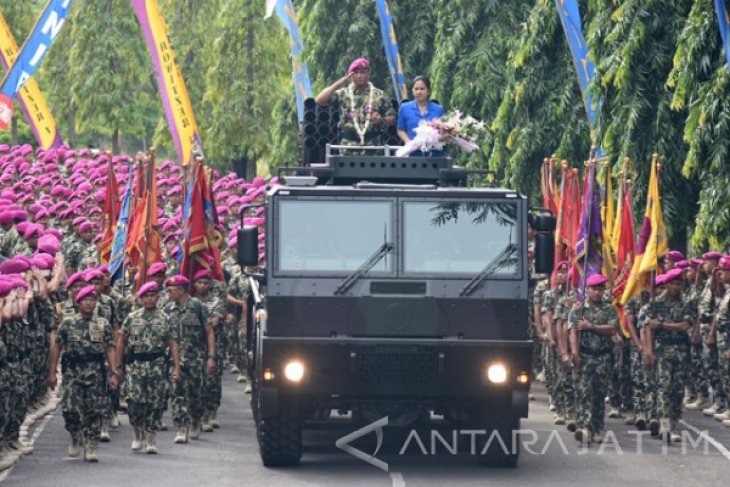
[412,75,431,92]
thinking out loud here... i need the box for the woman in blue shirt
[397,76,445,157]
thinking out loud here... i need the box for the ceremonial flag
[575,162,603,300]
[99,157,121,264]
[541,158,559,216]
[621,157,667,304]
[0,0,73,131]
[265,0,312,125]
[132,0,201,165]
[553,167,581,286]
[374,0,407,103]
[714,0,730,69]
[126,158,162,289]
[612,182,636,337]
[554,0,604,155]
[109,177,133,283]
[0,10,63,148]
[181,160,224,281]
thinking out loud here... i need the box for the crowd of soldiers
[529,248,730,445]
[0,143,266,468]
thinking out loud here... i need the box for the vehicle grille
[357,347,438,384]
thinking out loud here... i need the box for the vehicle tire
[257,397,303,467]
[477,416,520,468]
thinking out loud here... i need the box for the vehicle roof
[270,184,523,199]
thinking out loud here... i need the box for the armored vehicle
[238,146,555,468]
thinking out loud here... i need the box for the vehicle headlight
[487,363,508,384]
[284,361,305,382]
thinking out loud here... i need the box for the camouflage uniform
[120,308,177,433]
[227,272,250,374]
[639,292,694,430]
[0,321,8,447]
[685,283,706,399]
[77,242,99,270]
[568,298,618,435]
[555,290,578,420]
[715,287,730,406]
[528,275,548,376]
[0,227,18,256]
[0,319,29,450]
[627,295,658,420]
[166,297,209,428]
[56,313,114,445]
[331,84,395,150]
[698,282,726,405]
[197,285,226,419]
[539,286,559,407]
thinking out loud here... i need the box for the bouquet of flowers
[395,110,486,157]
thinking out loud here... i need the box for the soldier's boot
[145,432,157,454]
[237,374,246,383]
[683,388,694,405]
[553,414,566,425]
[685,395,707,411]
[607,408,620,419]
[669,420,682,443]
[721,419,730,427]
[574,428,592,445]
[659,419,671,444]
[566,418,578,432]
[160,421,168,431]
[99,419,111,442]
[624,413,636,426]
[648,418,660,437]
[110,413,120,428]
[713,410,730,422]
[201,414,214,432]
[0,442,19,471]
[174,426,189,444]
[209,411,220,429]
[83,440,98,462]
[231,365,240,374]
[702,402,722,416]
[635,413,647,430]
[592,431,604,444]
[245,383,252,394]
[190,420,202,440]
[131,428,143,451]
[67,432,82,458]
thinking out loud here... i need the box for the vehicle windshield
[277,200,393,273]
[403,201,519,275]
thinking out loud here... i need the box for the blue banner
[267,0,312,124]
[555,0,603,154]
[375,0,407,103]
[0,0,73,98]
[109,176,133,283]
[714,0,730,69]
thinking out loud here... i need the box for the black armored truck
[237,146,555,468]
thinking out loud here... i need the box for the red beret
[75,285,97,303]
[137,281,160,297]
[146,262,167,277]
[586,274,608,287]
[165,275,190,287]
[193,269,211,281]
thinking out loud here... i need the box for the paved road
[2,375,730,487]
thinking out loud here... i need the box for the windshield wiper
[334,242,394,295]
[459,243,517,297]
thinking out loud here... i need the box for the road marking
[0,413,54,484]
[680,419,730,462]
[390,472,405,487]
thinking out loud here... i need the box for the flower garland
[348,82,375,144]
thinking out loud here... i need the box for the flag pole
[140,148,156,288]
[579,149,597,319]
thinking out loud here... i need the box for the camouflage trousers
[700,324,726,404]
[31,343,49,405]
[172,358,206,427]
[576,352,611,434]
[543,344,558,405]
[61,376,110,442]
[656,343,690,424]
[554,361,576,419]
[125,358,167,432]
[4,359,31,441]
[608,343,633,412]
[0,364,12,442]
[205,359,223,415]
[687,343,707,398]
[631,347,658,419]
[225,316,247,373]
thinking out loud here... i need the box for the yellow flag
[0,11,62,150]
[601,165,615,277]
[638,158,668,273]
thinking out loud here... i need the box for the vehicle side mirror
[237,226,259,267]
[530,211,556,274]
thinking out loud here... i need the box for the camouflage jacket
[77,242,99,270]
[56,313,113,385]
[556,290,578,322]
[121,308,177,355]
[95,293,117,328]
[0,227,18,256]
[11,238,31,256]
[637,292,694,344]
[568,299,618,354]
[698,281,717,326]
[533,279,550,312]
[164,297,209,359]
[332,84,394,146]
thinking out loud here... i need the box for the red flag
[612,183,636,336]
[126,158,162,288]
[552,168,582,287]
[100,157,120,264]
[181,161,224,281]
